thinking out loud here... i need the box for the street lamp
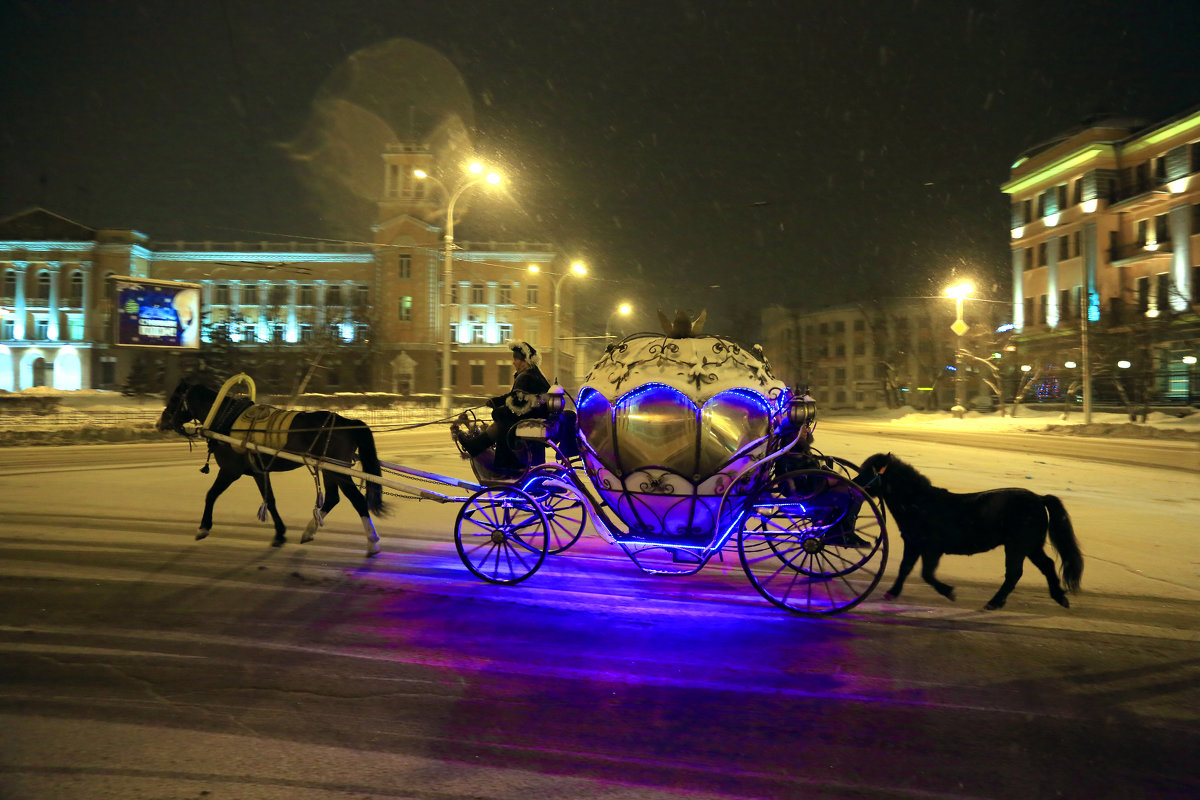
[529,261,586,385]
[415,162,503,417]
[944,280,974,418]
[606,302,633,343]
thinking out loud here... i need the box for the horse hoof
[883,591,897,601]
[300,531,315,544]
[983,601,1003,611]
[272,536,286,548]
[1055,596,1070,608]
[366,542,382,557]
[195,529,210,541]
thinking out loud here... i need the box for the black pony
[157,379,388,556]
[855,452,1083,610]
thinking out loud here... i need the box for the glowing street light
[944,280,975,418]
[606,302,633,343]
[530,261,587,385]
[415,161,504,416]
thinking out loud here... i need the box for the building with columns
[1003,106,1200,404]
[0,144,582,396]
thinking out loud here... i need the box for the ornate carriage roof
[580,333,786,405]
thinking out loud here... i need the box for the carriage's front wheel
[738,469,887,615]
[455,486,550,584]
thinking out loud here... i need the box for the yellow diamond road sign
[951,320,970,336]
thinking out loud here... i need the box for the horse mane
[872,453,935,495]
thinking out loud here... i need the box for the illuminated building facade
[1003,107,1200,405]
[0,144,578,396]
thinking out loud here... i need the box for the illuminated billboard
[110,276,201,349]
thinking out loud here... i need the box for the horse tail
[1044,495,1082,592]
[353,421,388,518]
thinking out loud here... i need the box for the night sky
[2,0,1197,338]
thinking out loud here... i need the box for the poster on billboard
[109,276,202,349]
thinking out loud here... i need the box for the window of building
[818,322,829,334]
[298,284,314,305]
[498,283,512,304]
[35,271,50,300]
[499,323,513,342]
[1056,184,1067,212]
[1023,246,1033,271]
[1073,178,1083,205]
[833,321,845,333]
[1136,276,1150,313]
[1037,295,1048,324]
[1036,193,1046,218]
[398,296,412,321]
[1137,219,1149,246]
[326,285,342,306]
[1037,241,1048,267]
[470,362,484,386]
[1,319,13,339]
[853,365,864,379]
[397,253,411,279]
[527,322,540,345]
[1023,297,1034,325]
[1059,289,1071,320]
[449,323,458,342]
[355,286,369,308]
[1156,272,1170,312]
[1154,214,1169,244]
[471,283,485,304]
[68,272,84,304]
[267,284,286,307]
[214,283,230,305]
[853,341,865,355]
[471,323,485,344]
[853,319,865,331]
[2,269,15,299]
[1058,236,1069,259]
[834,368,846,382]
[527,284,539,305]
[498,362,510,384]
[1073,231,1082,258]
[834,344,845,356]
[67,315,84,340]
[34,318,49,339]
[1022,199,1032,223]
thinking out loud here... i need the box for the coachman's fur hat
[509,340,541,366]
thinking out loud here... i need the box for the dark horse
[855,452,1083,610]
[157,379,388,556]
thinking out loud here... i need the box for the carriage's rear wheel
[738,469,887,615]
[522,472,587,554]
[455,486,550,584]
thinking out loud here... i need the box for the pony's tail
[1044,495,1082,592]
[353,422,388,518]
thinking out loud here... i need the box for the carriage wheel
[455,486,550,585]
[738,469,887,615]
[522,472,587,554]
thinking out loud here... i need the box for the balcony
[1109,241,1173,267]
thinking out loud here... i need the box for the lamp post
[415,162,502,417]
[944,280,974,419]
[606,302,633,343]
[529,261,586,385]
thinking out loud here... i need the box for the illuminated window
[499,322,512,342]
[398,296,412,321]
[471,323,485,344]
